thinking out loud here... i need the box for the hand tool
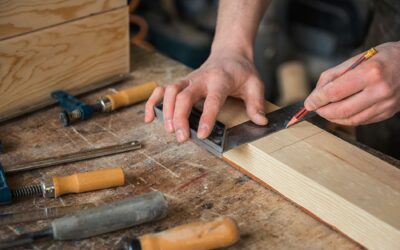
[154,101,315,156]
[52,81,157,126]
[0,191,168,249]
[0,74,130,124]
[123,217,240,250]
[0,203,95,226]
[3,140,141,174]
[10,167,124,201]
[286,47,378,128]
[0,163,10,205]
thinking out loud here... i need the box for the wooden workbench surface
[0,46,360,249]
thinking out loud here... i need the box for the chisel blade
[0,203,95,226]
[223,101,316,152]
[4,141,141,174]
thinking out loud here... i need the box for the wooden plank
[0,6,129,122]
[0,0,127,40]
[219,98,400,250]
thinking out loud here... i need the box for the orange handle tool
[52,167,125,197]
[131,217,240,250]
[106,81,157,111]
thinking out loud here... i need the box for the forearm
[211,0,271,59]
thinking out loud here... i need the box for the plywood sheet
[0,0,126,40]
[0,6,129,122]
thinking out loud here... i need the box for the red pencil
[286,47,378,128]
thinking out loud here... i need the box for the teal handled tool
[52,81,157,126]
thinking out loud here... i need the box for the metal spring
[69,110,81,119]
[11,185,43,198]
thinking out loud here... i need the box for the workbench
[0,46,386,249]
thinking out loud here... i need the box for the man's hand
[144,52,267,142]
[305,42,400,125]
[144,0,270,142]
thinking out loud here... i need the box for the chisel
[11,167,125,200]
[0,191,168,249]
[123,217,240,250]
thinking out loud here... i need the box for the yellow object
[364,47,377,59]
[139,217,240,250]
[107,81,157,110]
[52,167,125,197]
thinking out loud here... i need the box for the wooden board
[219,98,400,250]
[0,6,129,122]
[0,0,127,40]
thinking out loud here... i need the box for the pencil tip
[286,117,297,128]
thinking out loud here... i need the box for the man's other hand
[305,42,400,126]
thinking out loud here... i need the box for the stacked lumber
[0,0,130,122]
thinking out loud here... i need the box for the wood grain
[0,6,129,122]
[0,0,127,40]
[220,98,400,249]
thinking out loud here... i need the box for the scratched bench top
[0,46,359,249]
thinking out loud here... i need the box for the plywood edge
[0,0,127,40]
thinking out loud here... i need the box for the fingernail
[176,129,187,142]
[304,98,316,111]
[255,110,268,125]
[144,110,149,122]
[197,124,209,139]
[257,110,266,116]
[165,119,174,132]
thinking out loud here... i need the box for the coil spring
[11,185,42,198]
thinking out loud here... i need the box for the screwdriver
[11,167,125,199]
[123,217,240,250]
[0,191,168,249]
[61,81,157,126]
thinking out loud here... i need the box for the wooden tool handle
[138,217,240,250]
[53,167,125,197]
[107,81,157,110]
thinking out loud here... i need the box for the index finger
[305,63,370,111]
[173,88,203,142]
[197,93,227,139]
[144,86,165,123]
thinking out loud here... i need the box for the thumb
[243,80,268,125]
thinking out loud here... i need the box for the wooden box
[0,0,130,122]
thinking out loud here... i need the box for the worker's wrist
[211,38,254,61]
